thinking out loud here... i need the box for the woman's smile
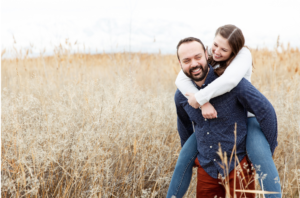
[213,53,222,60]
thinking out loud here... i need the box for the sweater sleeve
[175,70,199,99]
[175,47,252,105]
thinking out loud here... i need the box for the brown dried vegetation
[1,45,300,197]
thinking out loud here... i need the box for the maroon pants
[194,156,255,198]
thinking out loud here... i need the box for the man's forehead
[178,41,204,59]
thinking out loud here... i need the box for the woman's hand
[185,92,200,109]
[201,102,218,119]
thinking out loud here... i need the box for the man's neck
[194,67,210,87]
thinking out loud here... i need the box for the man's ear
[205,50,208,60]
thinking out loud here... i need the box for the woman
[167,25,281,198]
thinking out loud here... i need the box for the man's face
[178,41,209,82]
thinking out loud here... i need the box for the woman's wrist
[195,91,208,107]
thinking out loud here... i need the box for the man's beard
[183,63,209,82]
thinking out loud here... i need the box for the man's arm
[236,80,278,154]
[175,90,194,147]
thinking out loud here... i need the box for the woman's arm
[175,47,252,104]
[195,47,252,106]
[175,47,252,118]
[175,70,199,97]
[175,71,214,114]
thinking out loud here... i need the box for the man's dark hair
[176,37,206,61]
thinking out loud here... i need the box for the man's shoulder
[174,89,187,105]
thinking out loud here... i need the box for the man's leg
[228,156,256,198]
[195,157,225,198]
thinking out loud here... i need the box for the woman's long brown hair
[208,25,245,76]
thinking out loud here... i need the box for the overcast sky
[1,0,300,57]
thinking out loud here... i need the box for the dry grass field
[1,44,300,197]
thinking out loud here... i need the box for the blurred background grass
[1,44,300,197]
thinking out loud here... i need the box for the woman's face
[211,34,232,62]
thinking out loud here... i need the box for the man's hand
[185,92,200,109]
[201,102,218,119]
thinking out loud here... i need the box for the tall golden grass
[1,43,300,197]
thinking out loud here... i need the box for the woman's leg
[167,133,198,198]
[246,117,281,198]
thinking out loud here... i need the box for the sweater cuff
[195,91,208,106]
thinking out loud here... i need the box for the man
[174,37,278,197]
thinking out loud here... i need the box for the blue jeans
[166,132,198,198]
[167,117,281,198]
[246,117,281,198]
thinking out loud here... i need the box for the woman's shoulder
[239,47,252,56]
